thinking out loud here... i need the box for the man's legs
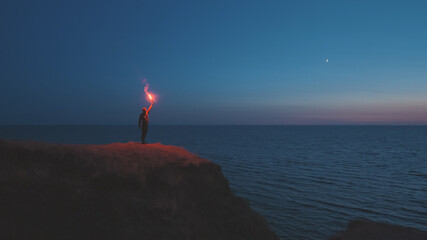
[141,125,148,144]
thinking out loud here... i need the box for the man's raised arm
[147,102,154,113]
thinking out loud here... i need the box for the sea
[1,125,426,239]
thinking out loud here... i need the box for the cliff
[0,139,278,240]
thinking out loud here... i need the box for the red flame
[143,79,156,103]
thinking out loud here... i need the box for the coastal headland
[1,139,426,240]
[0,139,278,240]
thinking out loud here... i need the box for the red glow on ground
[84,142,209,169]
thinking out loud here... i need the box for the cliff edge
[0,139,278,240]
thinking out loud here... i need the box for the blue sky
[1,0,426,125]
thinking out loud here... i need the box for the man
[138,101,153,144]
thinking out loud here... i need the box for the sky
[1,0,427,125]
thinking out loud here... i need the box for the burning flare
[143,79,156,103]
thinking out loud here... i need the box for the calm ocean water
[1,125,426,239]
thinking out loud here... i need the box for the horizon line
[1,124,427,127]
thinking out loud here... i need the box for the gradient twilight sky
[1,0,427,125]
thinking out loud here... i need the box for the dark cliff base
[0,139,278,240]
[330,220,427,240]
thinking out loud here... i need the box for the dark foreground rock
[330,219,427,240]
[0,139,278,240]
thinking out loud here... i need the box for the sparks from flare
[143,79,156,103]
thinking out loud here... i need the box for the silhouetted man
[138,102,153,144]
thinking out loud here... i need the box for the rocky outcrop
[0,139,278,240]
[329,219,427,240]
